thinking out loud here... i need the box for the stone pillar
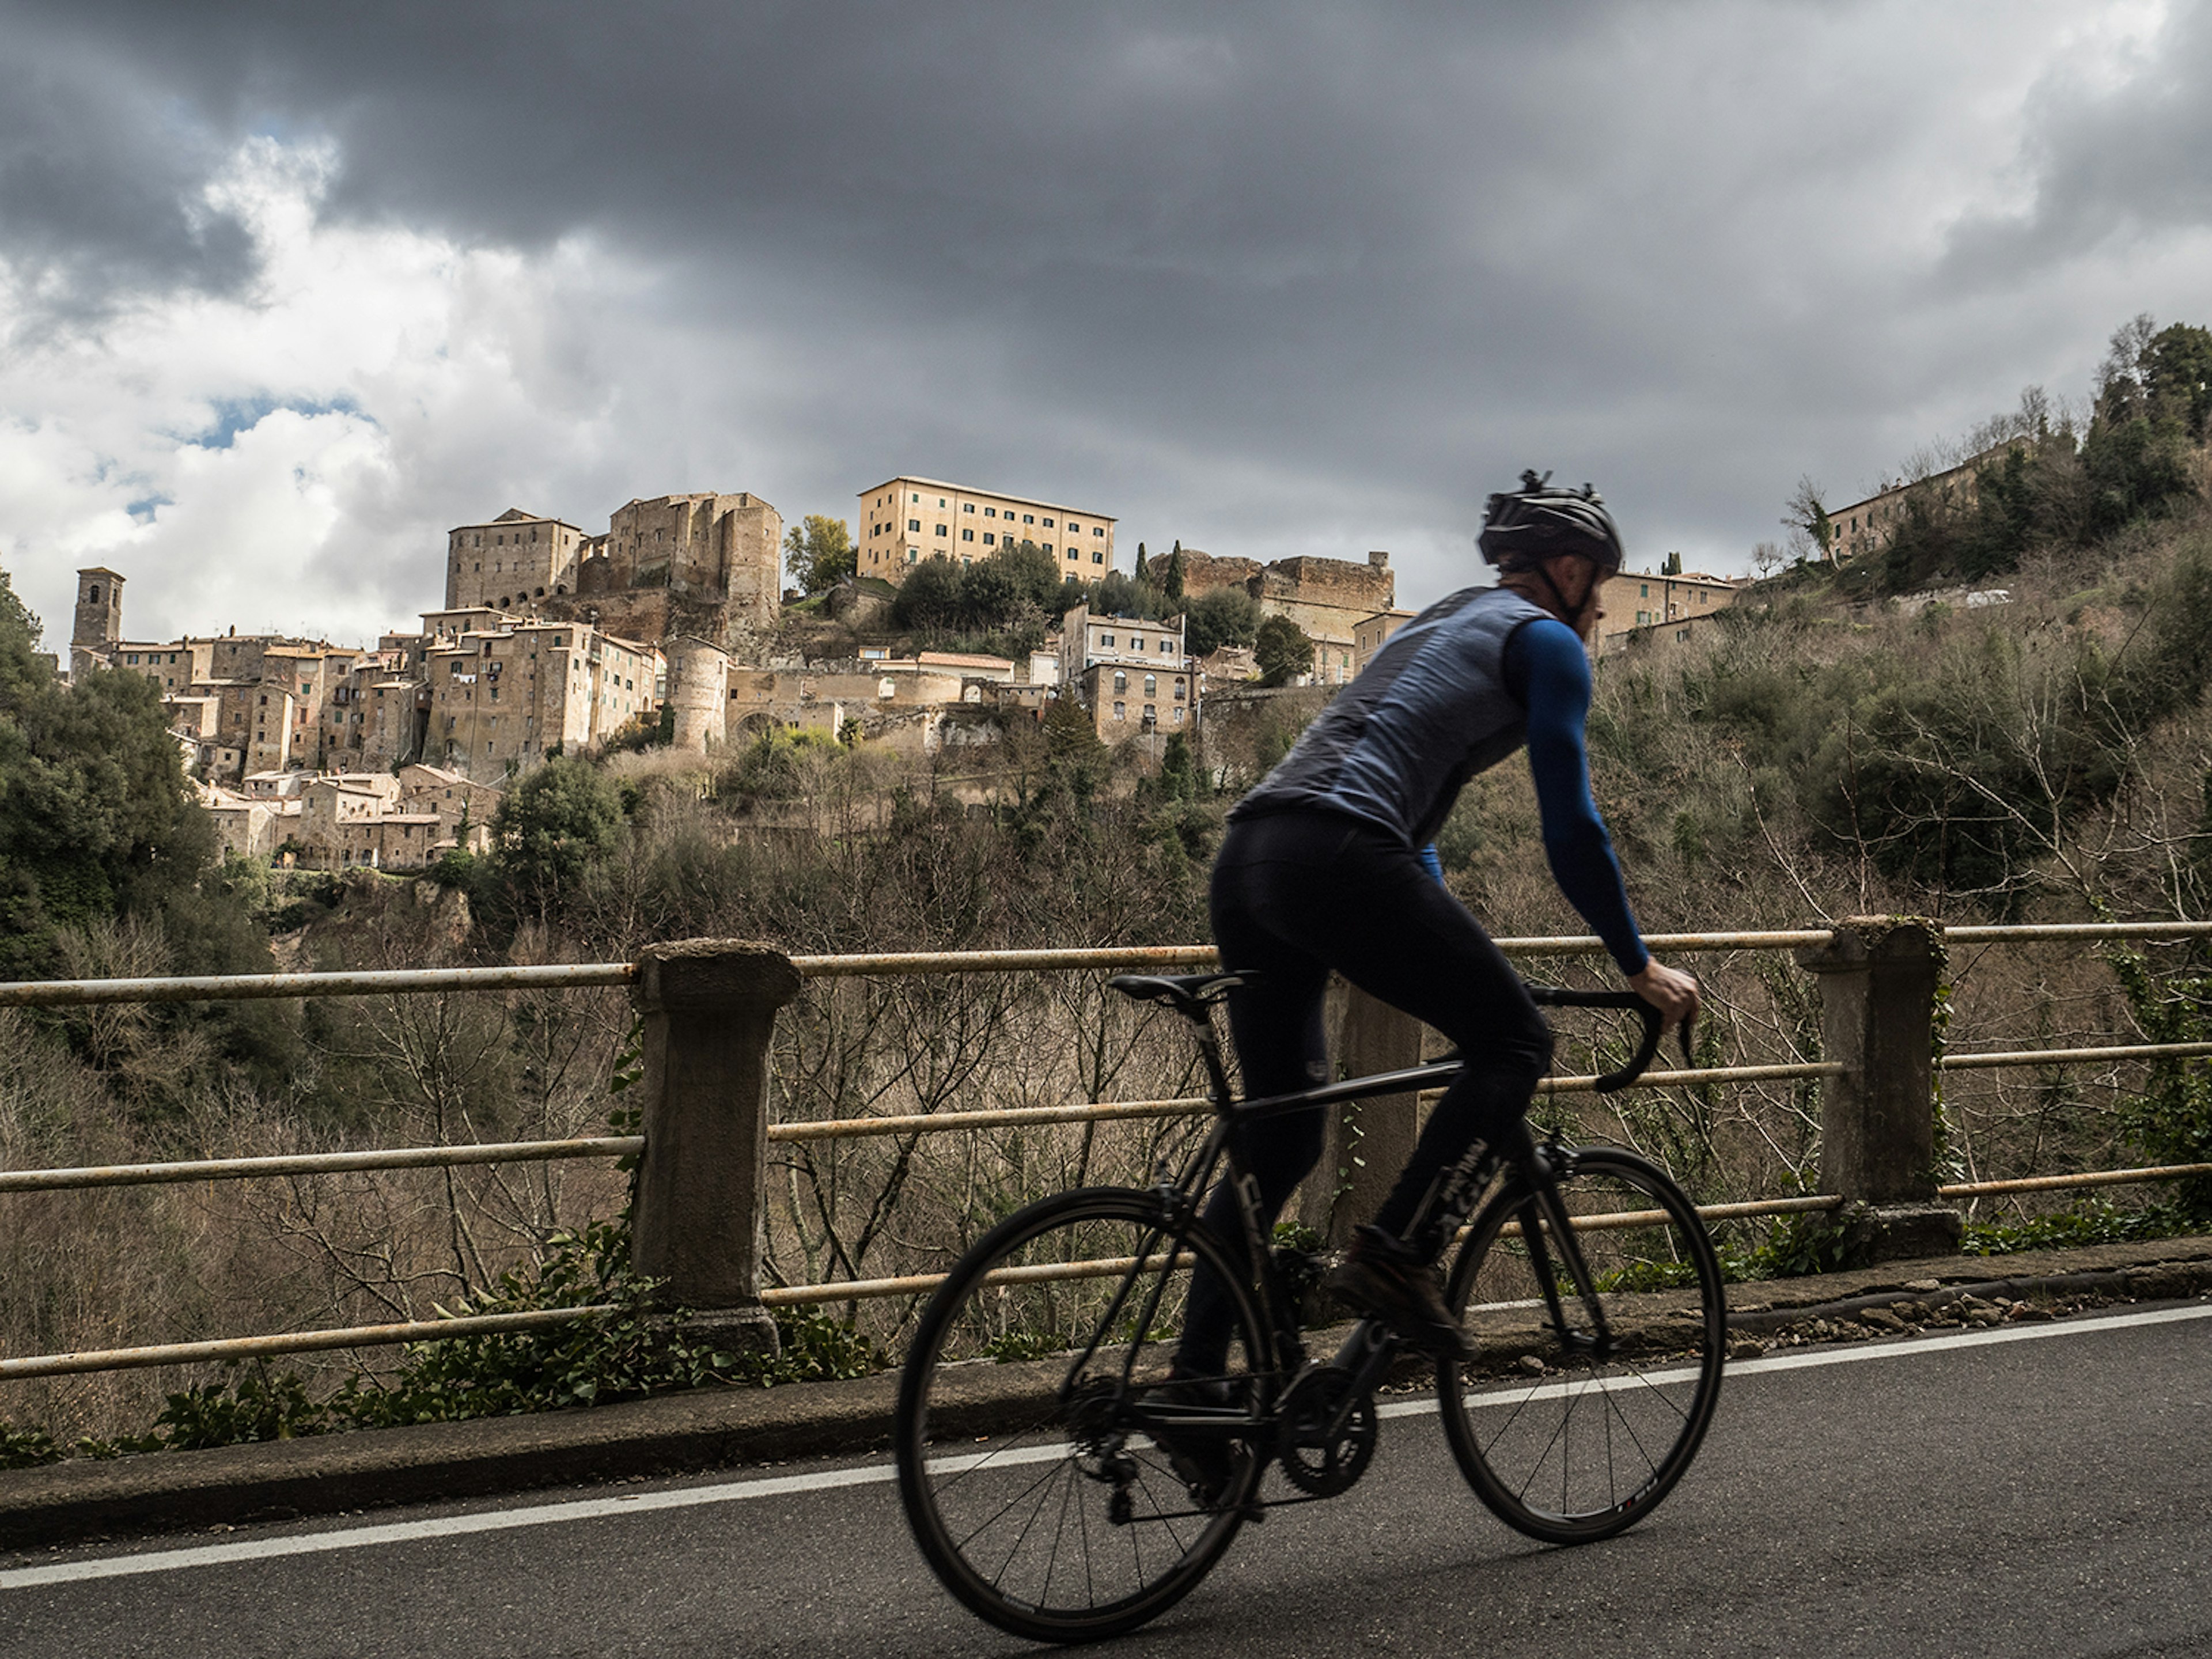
[1300,984,1425,1247]
[1795,917,1961,1263]
[629,938,802,1353]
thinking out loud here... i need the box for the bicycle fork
[1519,1143,1615,1359]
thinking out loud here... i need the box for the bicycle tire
[1437,1146,1725,1544]
[895,1187,1268,1642]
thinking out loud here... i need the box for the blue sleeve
[1418,844,1445,884]
[1504,620,1649,977]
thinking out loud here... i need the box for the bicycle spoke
[1441,1147,1724,1543]
[897,1188,1262,1639]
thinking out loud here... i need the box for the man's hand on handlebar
[1627,960,1700,1033]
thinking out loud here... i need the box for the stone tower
[665,635,729,753]
[71,567,124,679]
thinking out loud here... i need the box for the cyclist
[1171,472,1700,1433]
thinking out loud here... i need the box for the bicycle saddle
[1105,971,1246,1016]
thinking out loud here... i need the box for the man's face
[1543,552,1610,641]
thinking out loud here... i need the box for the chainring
[1274,1365,1378,1497]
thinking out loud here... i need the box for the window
[1023,514,1035,524]
[910,493,919,503]
[1131,637,1145,652]
[1143,675,1156,696]
[962,528,974,541]
[964,503,975,513]
[1101,634,1115,647]
[1067,548,1078,561]
[1161,639,1174,654]
[1094,527,1106,538]
[1113,672,1127,693]
[984,533,996,546]
[1042,542,1054,554]
[908,518,921,532]
[1112,702,1126,721]
[938,497,947,507]
[1639,583,1649,598]
[1067,521,1080,532]
[935,524,948,537]
[1173,680,1185,699]
[1093,550,1105,565]
[1173,705,1185,724]
[985,507,997,518]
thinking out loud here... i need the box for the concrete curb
[4,1234,2209,1551]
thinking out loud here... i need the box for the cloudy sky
[2,1,2209,646]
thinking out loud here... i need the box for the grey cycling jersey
[1230,586,1548,849]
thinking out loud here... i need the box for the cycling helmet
[1479,470,1625,573]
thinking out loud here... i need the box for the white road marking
[5,1300,2205,1592]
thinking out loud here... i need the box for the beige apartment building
[445,509,589,611]
[857,476,1116,584]
[1353,608,1416,676]
[1594,567,1741,653]
[1822,449,2001,564]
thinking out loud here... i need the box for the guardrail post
[1301,984,1424,1247]
[630,938,802,1353]
[1795,916,1961,1264]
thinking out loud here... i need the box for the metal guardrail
[2,921,2210,1381]
[0,1137,643,1195]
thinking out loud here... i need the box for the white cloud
[0,137,681,649]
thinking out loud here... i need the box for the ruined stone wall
[1250,554,1393,615]
[1152,548,1261,598]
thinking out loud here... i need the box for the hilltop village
[66,475,1743,873]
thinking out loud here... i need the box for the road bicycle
[894,970,1726,1642]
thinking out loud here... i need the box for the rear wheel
[1438,1146,1725,1543]
[895,1187,1268,1642]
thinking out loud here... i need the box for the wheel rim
[1441,1150,1724,1538]
[899,1192,1264,1635]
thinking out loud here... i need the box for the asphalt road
[4,1302,2209,1658]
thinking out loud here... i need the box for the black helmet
[1479,470,1624,572]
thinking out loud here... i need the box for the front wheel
[1438,1146,1725,1544]
[895,1187,1268,1643]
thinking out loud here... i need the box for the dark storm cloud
[1946,2,2212,274]
[7,2,2212,599]
[0,13,255,318]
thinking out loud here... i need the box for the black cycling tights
[1177,809,1552,1377]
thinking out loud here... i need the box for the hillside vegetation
[5,320,2212,1450]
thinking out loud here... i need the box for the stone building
[70,568,124,681]
[1057,604,1188,687]
[397,765,502,845]
[445,509,589,611]
[441,493,783,653]
[1052,605,1195,747]
[856,475,1117,584]
[423,619,662,779]
[1080,659,1192,747]
[201,786,285,861]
